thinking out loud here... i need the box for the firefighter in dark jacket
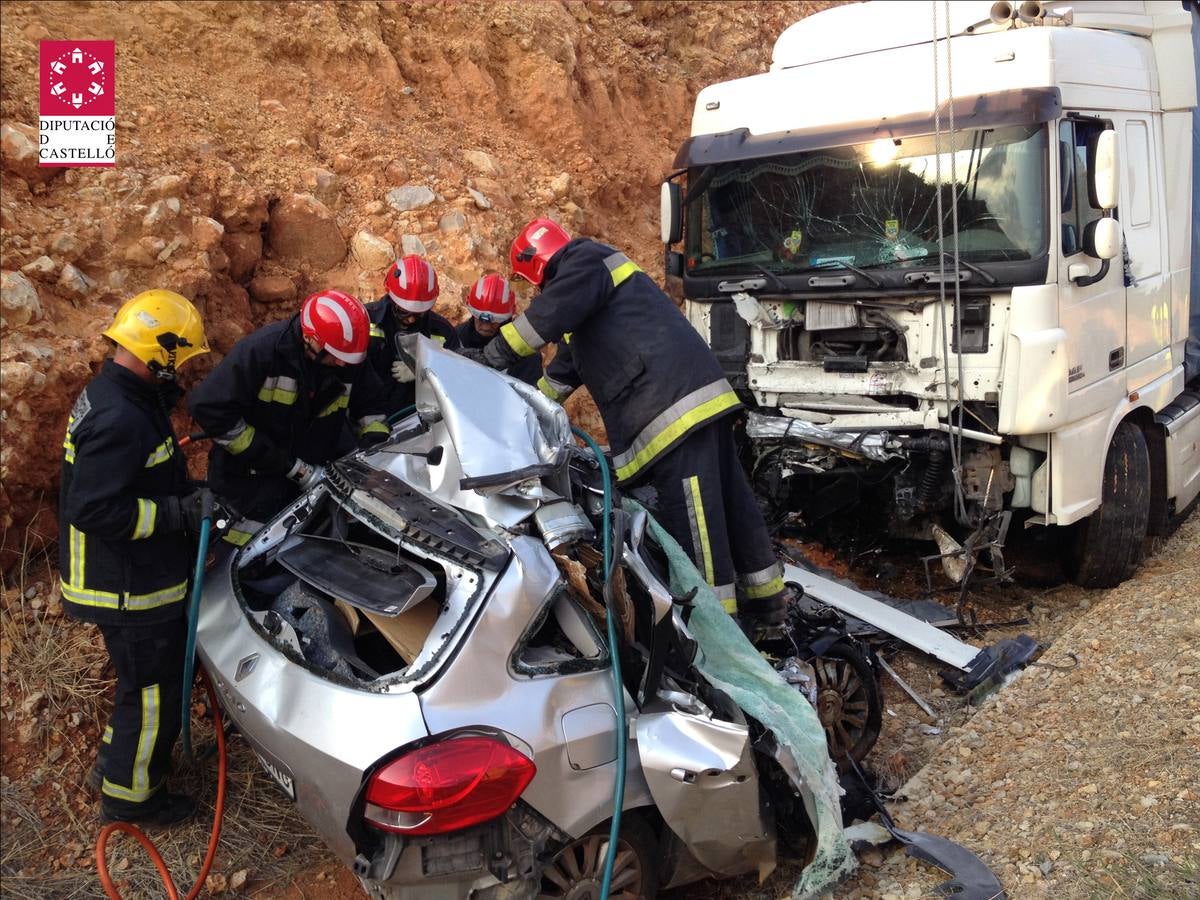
[188,290,389,526]
[481,219,788,625]
[455,274,541,387]
[365,255,461,415]
[60,290,210,826]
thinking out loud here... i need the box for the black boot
[101,792,196,829]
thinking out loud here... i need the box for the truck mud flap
[849,758,1006,900]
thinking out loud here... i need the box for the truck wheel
[1064,420,1150,588]
[537,816,659,900]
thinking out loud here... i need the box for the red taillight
[364,736,536,835]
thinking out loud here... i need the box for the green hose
[571,427,624,897]
[181,490,214,762]
[386,404,416,426]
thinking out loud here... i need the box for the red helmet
[466,274,515,323]
[510,218,571,286]
[385,255,440,313]
[300,290,370,364]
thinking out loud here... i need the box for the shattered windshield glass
[685,124,1048,276]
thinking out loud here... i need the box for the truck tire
[1064,420,1150,588]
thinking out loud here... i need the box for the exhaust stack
[989,1,1016,25]
[1018,1,1046,24]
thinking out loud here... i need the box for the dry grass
[2,730,331,899]
[1068,851,1200,899]
[1,521,332,899]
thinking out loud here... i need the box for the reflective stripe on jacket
[58,361,192,626]
[500,238,741,483]
[456,318,542,387]
[188,317,388,491]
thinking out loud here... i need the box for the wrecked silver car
[195,336,865,899]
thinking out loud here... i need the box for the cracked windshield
[687,123,1048,275]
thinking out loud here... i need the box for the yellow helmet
[102,290,209,375]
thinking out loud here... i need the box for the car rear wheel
[537,817,659,900]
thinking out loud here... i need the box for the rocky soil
[836,514,1200,900]
[0,0,831,569]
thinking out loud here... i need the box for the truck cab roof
[686,0,1193,148]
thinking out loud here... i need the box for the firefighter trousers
[649,419,786,616]
[96,619,186,816]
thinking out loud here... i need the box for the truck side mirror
[1082,217,1120,261]
[1090,129,1119,211]
[660,181,682,245]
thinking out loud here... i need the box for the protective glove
[286,459,326,491]
[456,347,487,365]
[391,359,415,384]
[160,488,217,538]
[482,336,518,370]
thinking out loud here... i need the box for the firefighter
[365,255,461,414]
[480,219,788,625]
[60,290,210,826]
[188,290,389,527]
[455,274,541,387]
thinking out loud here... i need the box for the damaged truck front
[663,0,1200,587]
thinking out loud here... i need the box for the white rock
[0,361,40,395]
[303,167,339,201]
[467,187,492,210]
[20,256,56,280]
[438,211,466,233]
[1,271,42,326]
[1,123,59,184]
[386,185,436,213]
[50,232,81,257]
[143,199,179,231]
[400,234,426,256]
[351,230,395,270]
[462,150,501,176]
[148,174,185,198]
[57,263,95,298]
[191,216,225,250]
[550,172,572,199]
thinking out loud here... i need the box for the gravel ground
[834,512,1200,900]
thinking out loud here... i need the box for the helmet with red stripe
[510,218,570,287]
[300,290,370,364]
[466,274,515,323]
[385,255,440,313]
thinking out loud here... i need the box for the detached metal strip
[782,563,979,670]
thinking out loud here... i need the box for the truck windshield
[685,124,1048,276]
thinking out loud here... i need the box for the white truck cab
[663,0,1200,586]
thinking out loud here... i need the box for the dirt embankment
[0,0,834,571]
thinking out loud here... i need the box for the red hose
[95,668,227,900]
